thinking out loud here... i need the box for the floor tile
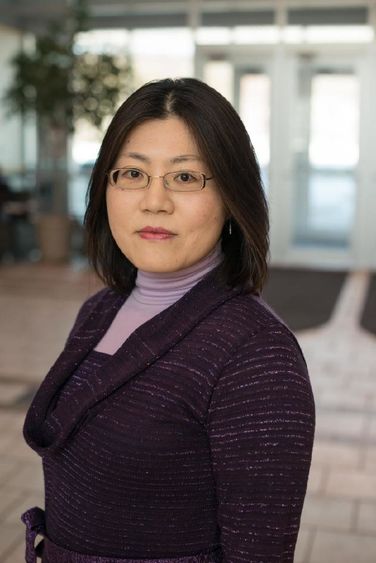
[0,431,14,454]
[369,416,376,440]
[306,467,326,494]
[0,411,27,434]
[4,491,44,524]
[7,436,38,461]
[315,412,368,441]
[0,489,23,518]
[325,469,376,500]
[0,382,31,407]
[294,527,314,563]
[2,539,26,563]
[0,521,23,559]
[301,496,354,531]
[357,502,376,534]
[312,440,361,468]
[5,462,44,493]
[0,459,19,483]
[0,294,83,382]
[318,390,368,410]
[364,446,376,470]
[309,530,376,563]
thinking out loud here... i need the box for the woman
[22,78,315,563]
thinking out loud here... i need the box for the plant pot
[36,213,72,262]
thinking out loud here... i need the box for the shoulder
[208,293,314,420]
[76,286,115,318]
[190,287,310,396]
[213,289,305,360]
[66,287,121,342]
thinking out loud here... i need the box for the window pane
[203,60,234,102]
[239,73,271,191]
[293,70,359,247]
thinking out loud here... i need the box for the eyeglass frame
[106,167,214,192]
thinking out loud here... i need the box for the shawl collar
[23,266,244,455]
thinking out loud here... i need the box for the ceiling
[0,0,372,33]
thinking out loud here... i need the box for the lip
[138,226,175,235]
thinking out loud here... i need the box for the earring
[228,219,232,235]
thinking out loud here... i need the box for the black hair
[85,77,269,294]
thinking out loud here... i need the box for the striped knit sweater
[23,265,315,562]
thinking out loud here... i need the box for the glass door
[234,68,271,192]
[291,57,360,249]
[199,53,272,194]
[197,45,373,268]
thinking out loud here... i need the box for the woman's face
[106,116,228,273]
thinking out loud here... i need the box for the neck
[132,241,224,306]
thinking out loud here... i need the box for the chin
[130,257,176,273]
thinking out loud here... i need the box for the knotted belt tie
[21,506,46,563]
[21,506,222,563]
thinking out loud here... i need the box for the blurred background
[0,1,375,562]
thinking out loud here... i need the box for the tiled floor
[0,263,375,562]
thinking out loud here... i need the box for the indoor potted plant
[4,0,132,261]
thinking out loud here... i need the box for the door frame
[195,42,376,270]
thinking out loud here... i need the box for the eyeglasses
[107,167,214,192]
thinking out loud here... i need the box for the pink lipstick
[138,226,176,241]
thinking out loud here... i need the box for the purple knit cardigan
[22,266,315,563]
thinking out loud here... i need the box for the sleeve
[206,324,315,563]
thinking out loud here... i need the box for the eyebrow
[119,152,203,164]
[171,154,203,164]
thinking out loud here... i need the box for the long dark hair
[85,77,269,294]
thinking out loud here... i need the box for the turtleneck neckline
[132,240,224,306]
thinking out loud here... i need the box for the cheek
[106,191,129,233]
[184,210,224,251]
[190,195,226,232]
[106,189,116,222]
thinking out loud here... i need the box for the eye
[122,168,143,179]
[110,167,147,188]
[174,171,200,183]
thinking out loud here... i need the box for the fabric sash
[21,507,222,563]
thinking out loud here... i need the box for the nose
[140,175,174,214]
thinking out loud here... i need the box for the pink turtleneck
[94,241,224,355]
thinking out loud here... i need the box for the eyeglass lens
[110,169,205,191]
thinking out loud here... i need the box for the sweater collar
[23,261,244,456]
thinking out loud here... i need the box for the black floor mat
[262,268,348,332]
[360,273,376,336]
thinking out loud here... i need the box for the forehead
[118,117,201,159]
